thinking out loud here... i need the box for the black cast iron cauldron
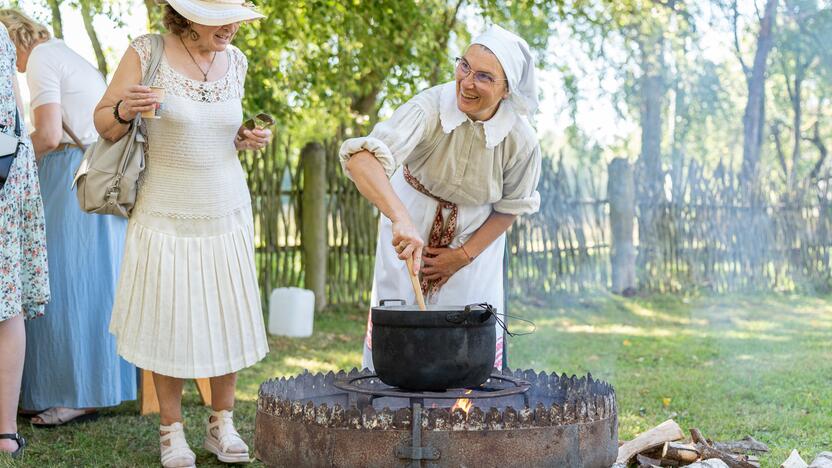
[371,300,496,391]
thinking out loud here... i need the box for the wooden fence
[244,140,832,307]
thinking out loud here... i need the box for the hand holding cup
[120,85,161,121]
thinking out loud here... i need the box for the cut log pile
[611,419,832,468]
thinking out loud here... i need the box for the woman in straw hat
[94,0,269,466]
[340,25,542,372]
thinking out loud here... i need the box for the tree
[235,0,560,142]
[767,0,832,197]
[733,0,779,189]
[45,0,63,38]
[78,0,107,75]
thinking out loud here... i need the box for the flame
[451,390,474,414]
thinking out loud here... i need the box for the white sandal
[159,422,196,468]
[203,410,250,464]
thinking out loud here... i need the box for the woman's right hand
[119,85,159,121]
[392,217,424,275]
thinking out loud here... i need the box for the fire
[451,390,474,413]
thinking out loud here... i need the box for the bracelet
[460,244,474,264]
[113,100,131,125]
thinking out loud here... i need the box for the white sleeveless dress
[109,35,269,379]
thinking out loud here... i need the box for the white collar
[439,82,517,149]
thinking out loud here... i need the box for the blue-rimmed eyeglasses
[455,57,507,87]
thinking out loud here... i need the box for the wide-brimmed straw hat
[158,0,264,26]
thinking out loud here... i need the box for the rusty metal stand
[395,403,439,467]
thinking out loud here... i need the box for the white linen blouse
[339,82,541,215]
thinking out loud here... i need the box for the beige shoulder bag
[72,34,164,218]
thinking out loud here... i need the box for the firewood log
[781,449,809,468]
[697,444,758,468]
[712,436,770,454]
[691,427,710,446]
[662,441,701,463]
[615,419,685,465]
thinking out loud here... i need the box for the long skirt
[362,168,505,371]
[20,146,136,410]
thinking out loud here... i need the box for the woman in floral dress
[0,22,50,460]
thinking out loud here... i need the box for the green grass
[2,295,830,467]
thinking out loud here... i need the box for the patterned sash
[402,165,458,296]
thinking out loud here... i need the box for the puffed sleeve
[494,143,542,215]
[339,99,430,179]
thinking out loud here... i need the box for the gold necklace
[180,36,217,82]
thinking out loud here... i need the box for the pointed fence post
[301,142,327,311]
[608,158,636,295]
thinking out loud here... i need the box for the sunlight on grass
[509,293,832,466]
[282,356,338,372]
[624,301,708,326]
[9,294,832,467]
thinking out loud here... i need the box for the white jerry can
[268,287,315,337]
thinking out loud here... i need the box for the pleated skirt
[110,206,269,379]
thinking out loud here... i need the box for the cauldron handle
[379,299,406,306]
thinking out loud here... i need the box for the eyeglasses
[455,57,507,87]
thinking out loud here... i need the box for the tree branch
[79,0,107,76]
[805,121,828,183]
[731,0,750,78]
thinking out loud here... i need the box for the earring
[189,27,199,41]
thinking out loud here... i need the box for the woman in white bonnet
[339,25,542,371]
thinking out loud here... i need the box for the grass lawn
[2,293,831,467]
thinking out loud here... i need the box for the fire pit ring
[255,368,618,467]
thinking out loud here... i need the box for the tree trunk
[635,32,665,281]
[740,0,779,189]
[639,34,665,201]
[608,158,636,295]
[46,0,63,39]
[79,0,107,76]
[301,142,328,312]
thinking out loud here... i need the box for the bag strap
[13,108,20,137]
[142,34,165,88]
[114,34,166,182]
[61,121,85,148]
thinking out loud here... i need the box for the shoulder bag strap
[61,121,85,148]
[116,34,166,178]
[63,34,165,149]
[142,34,165,87]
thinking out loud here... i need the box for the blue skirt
[20,146,136,410]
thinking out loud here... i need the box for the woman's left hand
[235,126,272,151]
[421,246,471,289]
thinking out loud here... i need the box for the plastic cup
[141,86,165,119]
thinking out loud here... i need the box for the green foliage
[764,0,832,193]
[235,0,561,143]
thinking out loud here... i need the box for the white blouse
[339,82,541,215]
[26,39,106,146]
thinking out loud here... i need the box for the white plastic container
[268,287,315,337]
